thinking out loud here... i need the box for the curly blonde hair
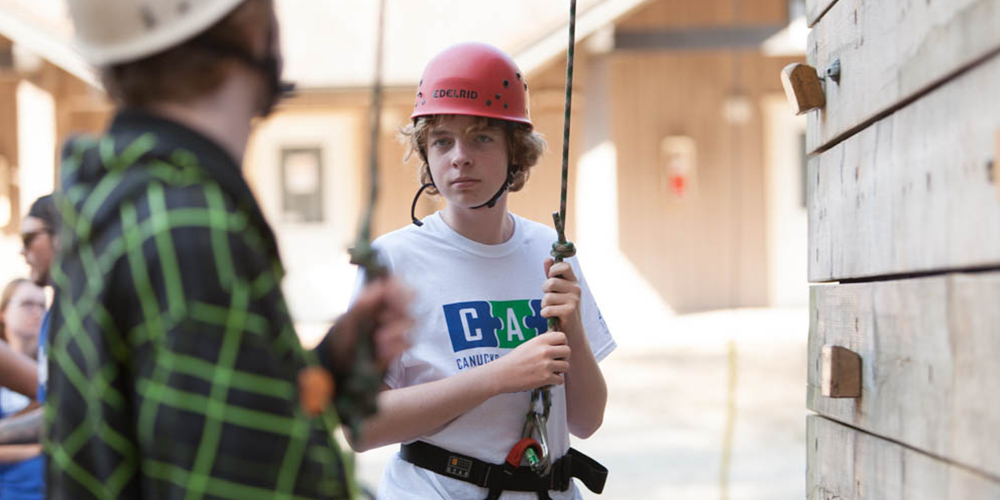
[399,115,546,195]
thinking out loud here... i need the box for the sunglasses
[22,229,52,249]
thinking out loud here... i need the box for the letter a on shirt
[491,300,537,349]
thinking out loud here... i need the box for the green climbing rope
[525,0,578,476]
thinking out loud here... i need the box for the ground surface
[351,308,809,499]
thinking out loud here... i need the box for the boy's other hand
[335,278,414,372]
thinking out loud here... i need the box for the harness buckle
[506,438,543,469]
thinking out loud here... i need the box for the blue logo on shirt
[443,300,547,352]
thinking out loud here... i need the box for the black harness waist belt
[399,441,607,498]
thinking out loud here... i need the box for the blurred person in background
[0,194,62,484]
[0,279,43,366]
[0,344,36,403]
[0,278,45,499]
[18,194,58,406]
[47,0,411,499]
[19,195,58,290]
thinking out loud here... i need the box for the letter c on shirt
[459,307,483,342]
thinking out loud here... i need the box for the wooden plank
[807,273,1000,481]
[808,415,1000,499]
[805,0,1000,153]
[804,0,837,27]
[617,0,787,30]
[808,52,1000,281]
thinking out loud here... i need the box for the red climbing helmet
[411,42,532,129]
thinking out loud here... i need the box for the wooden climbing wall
[802,0,1000,497]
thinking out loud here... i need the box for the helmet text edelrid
[432,89,479,100]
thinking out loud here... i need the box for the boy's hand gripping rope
[340,0,389,440]
[518,0,577,476]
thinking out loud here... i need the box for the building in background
[0,0,808,336]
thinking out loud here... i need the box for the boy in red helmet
[348,43,615,500]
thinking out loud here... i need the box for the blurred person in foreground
[0,278,45,499]
[49,1,411,498]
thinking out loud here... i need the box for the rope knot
[349,245,388,281]
[550,240,576,260]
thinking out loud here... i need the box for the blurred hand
[490,331,570,394]
[333,277,413,372]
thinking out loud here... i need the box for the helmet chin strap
[470,168,515,210]
[410,182,436,227]
[191,35,294,117]
[410,167,515,226]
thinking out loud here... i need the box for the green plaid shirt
[47,110,353,499]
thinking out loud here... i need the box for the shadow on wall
[574,140,676,345]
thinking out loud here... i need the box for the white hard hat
[67,0,248,66]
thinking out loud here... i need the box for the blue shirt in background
[0,310,48,499]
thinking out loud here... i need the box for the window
[281,147,324,223]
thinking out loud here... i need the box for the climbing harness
[399,441,607,500]
[338,0,390,439]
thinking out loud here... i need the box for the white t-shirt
[357,212,616,500]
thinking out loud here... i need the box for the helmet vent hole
[516,72,521,80]
[495,93,501,100]
[140,6,157,28]
[503,103,509,109]
[485,100,492,106]
[503,79,510,88]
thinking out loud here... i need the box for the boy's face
[426,115,510,209]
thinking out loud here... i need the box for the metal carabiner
[520,409,537,441]
[519,388,553,475]
[531,411,551,475]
